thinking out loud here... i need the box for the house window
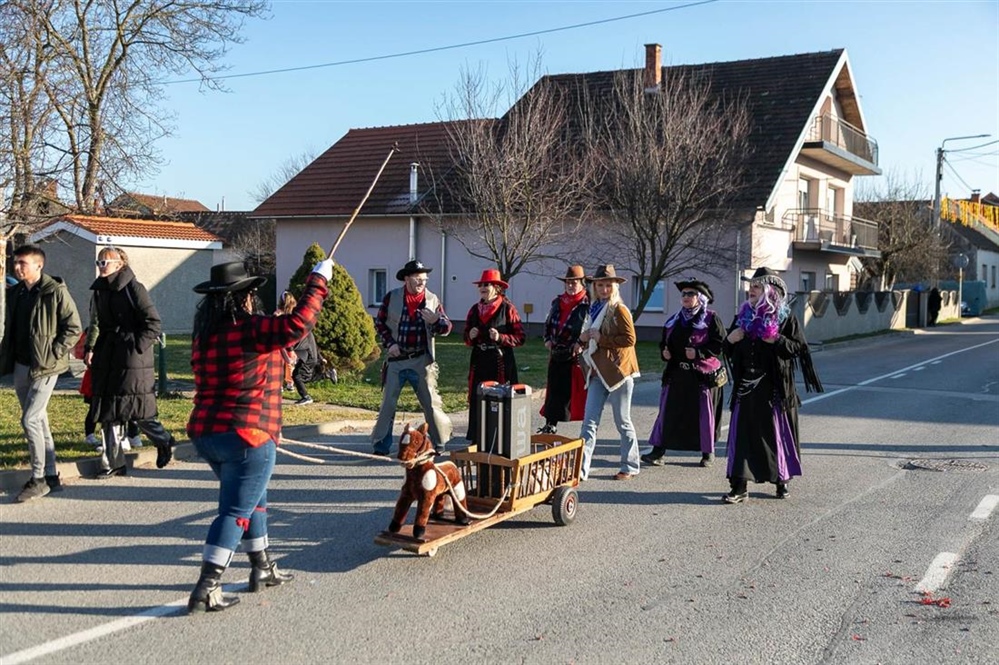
[983,264,987,283]
[368,269,387,306]
[824,272,836,291]
[801,271,815,292]
[636,278,665,312]
[992,265,996,289]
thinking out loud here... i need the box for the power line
[943,159,974,193]
[164,0,719,84]
[947,139,999,153]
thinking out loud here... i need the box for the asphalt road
[2,317,997,665]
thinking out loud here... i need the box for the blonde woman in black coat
[84,247,176,476]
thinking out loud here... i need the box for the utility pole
[933,134,990,230]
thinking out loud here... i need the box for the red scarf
[404,290,423,318]
[557,289,586,328]
[477,296,503,324]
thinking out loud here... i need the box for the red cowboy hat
[473,268,509,290]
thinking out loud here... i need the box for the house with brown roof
[254,45,882,337]
[108,192,211,218]
[29,214,223,333]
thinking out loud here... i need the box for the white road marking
[970,495,999,521]
[1,600,187,665]
[914,552,959,593]
[801,337,999,406]
[913,366,925,371]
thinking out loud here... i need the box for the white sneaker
[128,435,143,449]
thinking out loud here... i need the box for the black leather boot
[248,549,294,592]
[187,562,240,613]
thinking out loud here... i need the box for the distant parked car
[961,301,971,317]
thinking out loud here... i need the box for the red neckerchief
[477,296,503,324]
[557,289,586,328]
[403,289,423,318]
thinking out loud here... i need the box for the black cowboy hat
[741,267,788,296]
[675,279,714,303]
[193,262,267,294]
[396,259,433,281]
[587,264,627,283]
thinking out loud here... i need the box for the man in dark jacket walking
[0,245,82,502]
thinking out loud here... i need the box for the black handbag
[701,365,728,388]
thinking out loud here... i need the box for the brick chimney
[971,189,981,203]
[644,43,662,92]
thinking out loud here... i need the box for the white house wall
[275,215,748,337]
[34,231,216,334]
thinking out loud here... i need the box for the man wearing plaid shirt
[371,259,453,455]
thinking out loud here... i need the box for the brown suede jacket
[585,302,640,391]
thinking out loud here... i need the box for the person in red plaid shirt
[185,258,332,613]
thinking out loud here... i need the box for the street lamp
[933,133,991,229]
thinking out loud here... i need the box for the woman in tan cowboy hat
[539,265,589,435]
[462,268,526,440]
[643,279,727,470]
[578,265,641,480]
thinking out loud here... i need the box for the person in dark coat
[539,265,589,434]
[642,279,726,469]
[84,246,176,477]
[927,287,942,326]
[462,268,525,441]
[721,267,823,504]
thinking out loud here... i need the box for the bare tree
[1,0,268,217]
[430,57,596,281]
[581,69,751,320]
[249,148,319,205]
[854,170,949,290]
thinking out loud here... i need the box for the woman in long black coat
[642,279,726,468]
[85,247,175,476]
[721,268,822,504]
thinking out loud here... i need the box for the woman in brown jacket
[578,265,641,480]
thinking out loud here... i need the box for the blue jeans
[192,431,276,566]
[580,376,639,479]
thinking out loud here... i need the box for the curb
[0,419,380,498]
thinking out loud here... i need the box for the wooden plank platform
[373,505,535,556]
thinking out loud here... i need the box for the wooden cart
[373,434,583,557]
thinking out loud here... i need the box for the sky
[144,0,999,212]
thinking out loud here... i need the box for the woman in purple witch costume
[642,279,726,468]
[721,268,822,504]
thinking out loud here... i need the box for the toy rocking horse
[388,423,470,540]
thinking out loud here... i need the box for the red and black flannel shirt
[374,292,451,352]
[187,273,328,443]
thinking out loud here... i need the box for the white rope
[280,436,511,520]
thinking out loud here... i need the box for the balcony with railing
[800,115,881,175]
[782,208,881,257]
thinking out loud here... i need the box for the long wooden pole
[328,144,399,258]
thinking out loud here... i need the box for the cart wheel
[424,547,438,558]
[552,486,578,526]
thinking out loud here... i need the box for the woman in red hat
[539,265,589,434]
[462,268,525,440]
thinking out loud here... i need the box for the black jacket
[85,266,162,423]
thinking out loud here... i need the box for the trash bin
[476,381,533,459]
